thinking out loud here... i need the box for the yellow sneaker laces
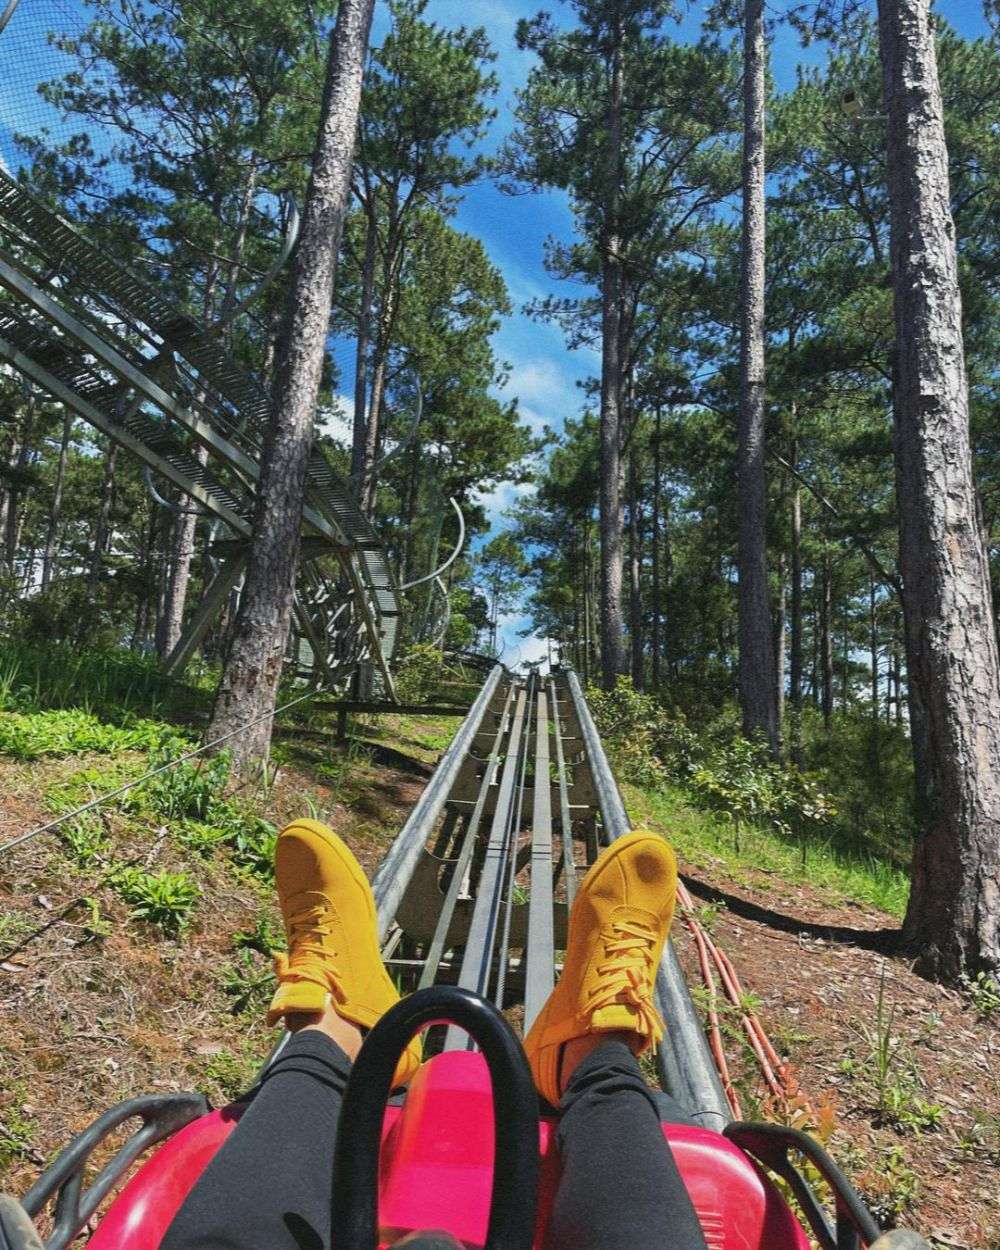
[587,918,664,1044]
[272,900,344,998]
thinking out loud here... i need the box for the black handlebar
[330,986,540,1250]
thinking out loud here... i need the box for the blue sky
[353,0,994,666]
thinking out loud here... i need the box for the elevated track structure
[0,168,401,695]
[0,0,402,696]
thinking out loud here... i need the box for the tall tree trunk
[736,0,778,752]
[87,442,119,604]
[581,527,592,685]
[789,438,803,764]
[878,0,1000,980]
[4,400,35,576]
[774,551,786,732]
[206,0,376,770]
[869,572,879,718]
[40,410,72,592]
[157,446,209,659]
[359,248,402,516]
[350,208,377,500]
[628,440,644,689]
[651,406,662,692]
[598,17,626,690]
[398,439,421,589]
[840,603,850,709]
[820,550,833,731]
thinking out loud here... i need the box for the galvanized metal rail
[372,664,732,1129]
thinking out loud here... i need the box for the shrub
[142,752,231,822]
[113,868,200,936]
[393,643,448,704]
[0,642,179,718]
[0,708,175,761]
[584,679,668,787]
[587,678,837,847]
[230,819,278,878]
[60,816,110,865]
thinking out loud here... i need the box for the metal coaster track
[369,665,732,1129]
[0,169,400,696]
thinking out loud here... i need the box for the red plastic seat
[89,1052,810,1250]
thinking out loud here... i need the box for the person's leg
[161,1009,360,1250]
[162,819,422,1250]
[549,1038,707,1250]
[524,832,707,1250]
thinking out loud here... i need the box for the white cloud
[495,611,550,671]
[318,395,354,445]
[503,358,569,409]
[473,478,536,527]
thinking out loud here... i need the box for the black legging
[161,1032,708,1250]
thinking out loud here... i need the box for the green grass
[627,781,910,917]
[0,707,177,761]
[0,641,207,720]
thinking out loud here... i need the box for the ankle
[286,1000,363,1060]
[559,1029,638,1093]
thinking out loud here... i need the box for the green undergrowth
[0,708,178,761]
[589,678,911,918]
[0,640,212,722]
[627,781,909,916]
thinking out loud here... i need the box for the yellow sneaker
[267,819,422,1087]
[523,830,677,1106]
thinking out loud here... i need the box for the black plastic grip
[330,986,540,1250]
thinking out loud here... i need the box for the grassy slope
[626,781,910,917]
[0,686,456,1198]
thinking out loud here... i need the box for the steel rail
[416,681,518,990]
[451,686,529,1006]
[548,677,577,908]
[493,673,535,1013]
[371,664,504,938]
[565,670,731,1132]
[523,684,555,1031]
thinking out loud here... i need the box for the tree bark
[41,410,72,592]
[736,0,778,752]
[651,405,662,692]
[205,0,377,770]
[628,440,644,690]
[877,0,1000,980]
[598,18,626,690]
[350,207,377,500]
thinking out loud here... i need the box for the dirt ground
[671,856,1000,1249]
[0,730,430,1207]
[2,735,998,1248]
